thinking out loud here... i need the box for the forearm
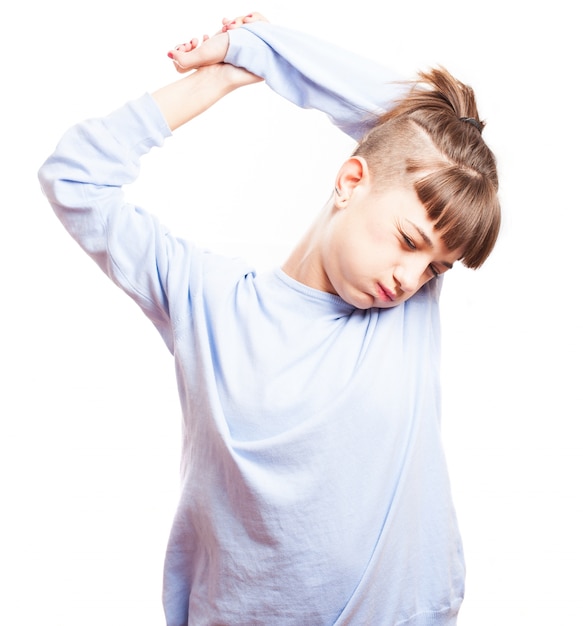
[152,65,238,131]
[225,23,408,140]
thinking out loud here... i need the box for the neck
[281,198,335,294]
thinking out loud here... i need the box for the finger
[167,36,210,72]
[243,12,269,23]
[168,48,194,69]
[167,51,192,74]
[222,15,252,31]
[190,36,209,48]
[222,21,237,32]
[168,42,198,72]
[172,40,195,53]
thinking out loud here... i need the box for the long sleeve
[225,22,408,141]
[38,94,182,350]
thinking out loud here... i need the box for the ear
[334,157,370,204]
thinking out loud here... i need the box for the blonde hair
[354,67,500,268]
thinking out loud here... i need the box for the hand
[168,12,269,74]
[168,34,228,74]
[219,11,269,32]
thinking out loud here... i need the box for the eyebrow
[405,219,454,269]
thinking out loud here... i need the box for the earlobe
[334,157,369,204]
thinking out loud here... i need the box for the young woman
[39,12,500,625]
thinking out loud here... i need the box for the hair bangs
[414,167,500,268]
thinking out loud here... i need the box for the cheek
[364,212,389,244]
[327,211,396,278]
[364,213,402,260]
[327,214,362,261]
[418,274,434,290]
[366,234,400,271]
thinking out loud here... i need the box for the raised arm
[170,16,408,141]
[226,22,408,140]
[38,64,259,350]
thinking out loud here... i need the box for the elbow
[37,155,87,213]
[37,160,52,199]
[37,156,62,207]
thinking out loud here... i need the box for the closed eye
[428,264,440,278]
[402,232,416,250]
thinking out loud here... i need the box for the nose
[393,260,426,294]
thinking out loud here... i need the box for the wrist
[196,62,262,93]
[152,65,239,131]
[193,64,243,96]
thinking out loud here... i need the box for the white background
[1,1,581,624]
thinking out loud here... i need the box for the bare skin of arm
[167,12,268,74]
[153,42,262,131]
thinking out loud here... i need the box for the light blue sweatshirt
[39,22,465,626]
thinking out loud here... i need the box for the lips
[377,283,396,302]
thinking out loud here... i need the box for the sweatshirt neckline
[273,267,357,315]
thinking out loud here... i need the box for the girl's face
[319,182,462,310]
